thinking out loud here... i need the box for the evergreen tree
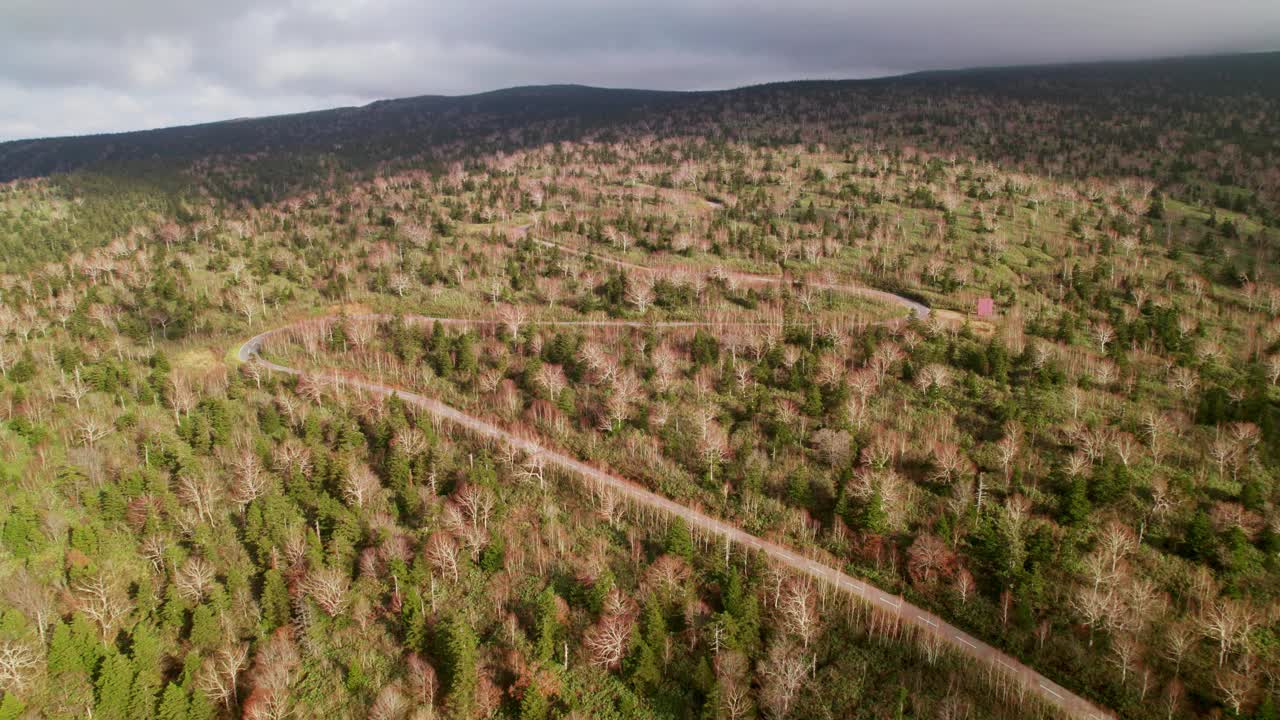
[128,624,164,720]
[156,682,189,720]
[519,683,550,720]
[859,490,889,533]
[1060,475,1091,525]
[185,689,216,720]
[0,693,24,720]
[261,569,291,630]
[189,605,220,651]
[402,588,427,652]
[46,621,83,677]
[1185,508,1217,563]
[441,614,478,717]
[95,651,135,720]
[665,517,695,561]
[626,597,667,692]
[534,586,560,662]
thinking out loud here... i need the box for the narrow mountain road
[235,275,1111,720]
[524,234,934,320]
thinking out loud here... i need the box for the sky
[1,0,1278,142]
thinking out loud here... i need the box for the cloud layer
[2,0,1278,141]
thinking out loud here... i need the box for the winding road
[235,253,1111,720]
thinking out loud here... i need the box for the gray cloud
[1,0,1278,140]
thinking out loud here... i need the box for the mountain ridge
[2,50,1278,188]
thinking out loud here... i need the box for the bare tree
[908,534,953,585]
[304,567,351,616]
[1110,634,1142,685]
[1072,585,1112,647]
[370,683,410,720]
[169,373,198,421]
[779,579,819,649]
[58,370,90,409]
[231,448,270,511]
[1142,410,1171,464]
[914,363,950,394]
[626,273,655,313]
[536,363,568,401]
[244,629,301,720]
[201,643,250,710]
[1214,664,1254,716]
[75,415,111,448]
[176,556,217,603]
[715,651,754,720]
[695,410,729,484]
[1199,598,1255,667]
[387,272,413,297]
[5,570,54,642]
[584,590,636,669]
[0,343,14,378]
[1162,621,1195,675]
[425,533,460,583]
[1092,321,1115,353]
[1169,366,1198,399]
[179,472,220,527]
[343,463,382,509]
[954,568,976,604]
[406,653,439,714]
[995,432,1020,483]
[759,640,808,719]
[76,573,132,642]
[0,641,39,692]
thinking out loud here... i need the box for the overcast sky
[1,0,1278,142]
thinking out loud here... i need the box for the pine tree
[161,584,188,631]
[519,683,550,720]
[534,587,560,662]
[666,518,694,561]
[185,689,216,720]
[46,621,83,677]
[128,624,163,720]
[860,490,889,533]
[0,693,25,720]
[402,587,427,652]
[1185,508,1217,563]
[441,614,478,717]
[455,334,478,378]
[261,568,291,630]
[1060,475,1091,525]
[189,605,219,651]
[156,682,189,720]
[128,672,161,720]
[95,651,135,720]
[588,569,615,614]
[388,449,413,503]
[626,597,667,692]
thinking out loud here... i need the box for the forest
[0,53,1278,720]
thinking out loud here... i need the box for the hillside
[0,51,1279,720]
[2,52,1279,201]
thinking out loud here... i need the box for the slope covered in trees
[2,52,1279,212]
[0,53,1279,720]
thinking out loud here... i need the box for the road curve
[524,235,934,320]
[236,293,1110,720]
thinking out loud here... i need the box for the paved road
[235,282,1111,720]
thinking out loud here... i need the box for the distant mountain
[0,84,692,183]
[3,51,1278,206]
